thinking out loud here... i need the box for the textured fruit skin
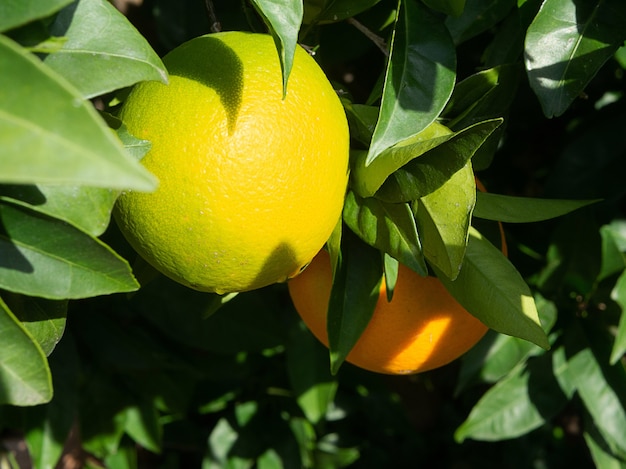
[115,32,349,294]
[288,250,489,374]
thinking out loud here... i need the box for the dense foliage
[1,0,626,467]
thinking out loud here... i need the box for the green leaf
[610,271,626,365]
[599,221,626,282]
[0,0,73,32]
[43,0,167,99]
[414,162,475,280]
[0,184,118,237]
[455,352,568,442]
[445,0,516,44]
[474,192,599,223]
[2,292,67,356]
[342,191,427,276]
[366,0,456,165]
[287,322,338,424]
[423,0,466,17]
[351,121,453,198]
[327,235,383,374]
[438,227,549,349]
[524,0,626,117]
[0,200,139,299]
[303,0,382,24]
[341,101,379,146]
[0,297,52,406]
[0,35,157,191]
[375,119,502,203]
[565,323,626,456]
[250,0,303,97]
[584,429,626,469]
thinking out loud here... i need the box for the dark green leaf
[2,292,67,356]
[303,0,382,24]
[366,0,456,164]
[525,0,626,117]
[414,162,475,280]
[43,0,167,99]
[423,0,466,17]
[343,191,427,276]
[327,235,383,374]
[341,101,379,146]
[124,401,163,454]
[0,201,139,299]
[375,119,502,202]
[474,192,599,223]
[438,227,549,349]
[0,0,73,32]
[250,0,303,97]
[0,35,157,191]
[445,0,516,44]
[455,352,568,442]
[0,297,52,406]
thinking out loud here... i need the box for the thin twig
[346,17,389,57]
[205,0,222,33]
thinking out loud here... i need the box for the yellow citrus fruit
[288,250,489,375]
[114,32,350,294]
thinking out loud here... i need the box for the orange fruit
[288,249,488,374]
[114,32,349,294]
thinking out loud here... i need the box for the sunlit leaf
[250,0,303,96]
[0,200,139,299]
[438,227,549,349]
[0,35,157,191]
[0,0,73,32]
[343,191,427,276]
[525,0,626,117]
[610,271,626,365]
[414,162,475,280]
[0,297,52,406]
[43,0,167,99]
[366,0,455,165]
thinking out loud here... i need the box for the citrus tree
[1,0,626,467]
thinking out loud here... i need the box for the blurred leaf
[43,0,167,99]
[2,292,67,356]
[250,0,303,97]
[0,201,139,299]
[445,0,516,44]
[327,235,382,374]
[0,35,157,191]
[375,119,502,203]
[524,0,626,117]
[366,0,456,165]
[474,192,599,223]
[206,418,240,468]
[124,401,163,454]
[610,271,626,365]
[584,411,626,469]
[565,322,626,456]
[0,297,52,406]
[414,162,475,280]
[438,227,549,349]
[0,0,73,32]
[455,352,568,442]
[303,0,381,24]
[343,191,427,276]
[287,322,338,424]
[423,0,466,16]
[23,334,79,469]
[288,416,316,468]
[257,448,283,469]
[599,222,626,282]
